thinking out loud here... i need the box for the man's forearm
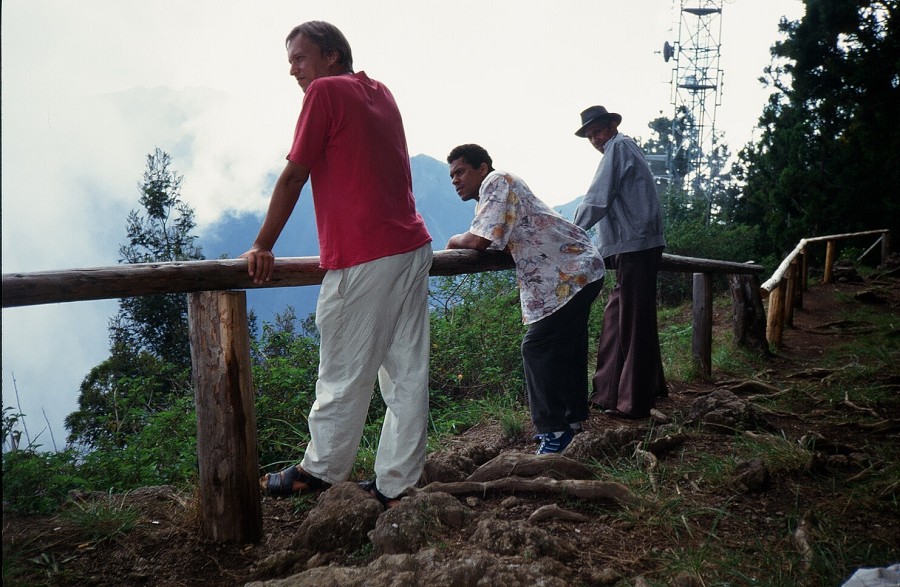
[253,161,310,250]
[447,231,492,250]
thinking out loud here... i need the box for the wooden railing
[2,249,764,543]
[759,229,891,347]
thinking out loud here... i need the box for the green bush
[660,219,760,304]
[77,395,197,492]
[429,271,527,398]
[2,447,86,514]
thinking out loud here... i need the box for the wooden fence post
[823,240,836,283]
[692,273,712,379]
[188,291,262,544]
[784,259,797,327]
[882,231,892,264]
[728,273,769,354]
[766,282,786,348]
[799,250,808,292]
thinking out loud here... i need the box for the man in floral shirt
[446,144,605,454]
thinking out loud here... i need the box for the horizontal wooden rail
[758,228,891,348]
[0,250,509,308]
[760,229,890,296]
[1,250,761,309]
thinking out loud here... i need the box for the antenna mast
[663,1,724,204]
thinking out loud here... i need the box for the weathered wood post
[766,282,786,348]
[882,231,892,264]
[692,273,712,379]
[823,240,837,284]
[188,290,262,544]
[784,259,798,327]
[799,250,808,291]
[728,273,769,354]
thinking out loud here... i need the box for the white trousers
[300,243,432,498]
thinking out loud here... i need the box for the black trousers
[521,278,604,433]
[591,247,666,417]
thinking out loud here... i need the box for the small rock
[501,496,523,509]
[649,408,670,424]
[470,517,577,560]
[688,389,767,432]
[672,571,704,587]
[369,491,470,556]
[580,567,622,585]
[422,451,477,483]
[291,482,383,553]
[528,503,589,524]
[733,458,770,493]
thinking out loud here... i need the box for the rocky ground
[4,268,899,586]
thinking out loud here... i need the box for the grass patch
[63,492,139,545]
[659,322,697,381]
[733,432,811,474]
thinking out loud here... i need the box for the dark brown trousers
[590,247,666,417]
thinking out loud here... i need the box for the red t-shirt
[287,71,431,270]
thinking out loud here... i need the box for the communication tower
[662,1,725,200]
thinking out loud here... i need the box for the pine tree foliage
[111,148,204,367]
[737,0,900,257]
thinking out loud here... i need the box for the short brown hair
[285,21,354,73]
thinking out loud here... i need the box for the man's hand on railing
[240,246,276,285]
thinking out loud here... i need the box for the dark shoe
[260,465,326,498]
[535,430,576,454]
[358,479,401,509]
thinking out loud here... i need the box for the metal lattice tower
[663,0,724,200]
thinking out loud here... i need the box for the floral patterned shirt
[469,171,605,324]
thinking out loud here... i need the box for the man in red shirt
[242,21,432,507]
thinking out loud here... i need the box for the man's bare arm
[447,232,492,250]
[240,160,311,284]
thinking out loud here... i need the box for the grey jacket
[573,133,666,258]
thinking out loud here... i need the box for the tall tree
[111,148,204,366]
[738,0,900,256]
[67,149,203,448]
[643,111,738,228]
[643,109,693,195]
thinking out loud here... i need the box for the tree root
[729,380,783,395]
[633,448,659,492]
[793,516,814,571]
[466,453,594,482]
[528,503,590,524]
[420,476,641,508]
[841,390,881,418]
[644,433,688,457]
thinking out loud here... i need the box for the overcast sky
[2,0,804,449]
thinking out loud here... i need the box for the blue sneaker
[535,429,576,454]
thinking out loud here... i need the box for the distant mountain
[198,154,581,325]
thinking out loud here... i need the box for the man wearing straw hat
[573,105,667,419]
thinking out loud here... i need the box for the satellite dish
[663,41,675,62]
